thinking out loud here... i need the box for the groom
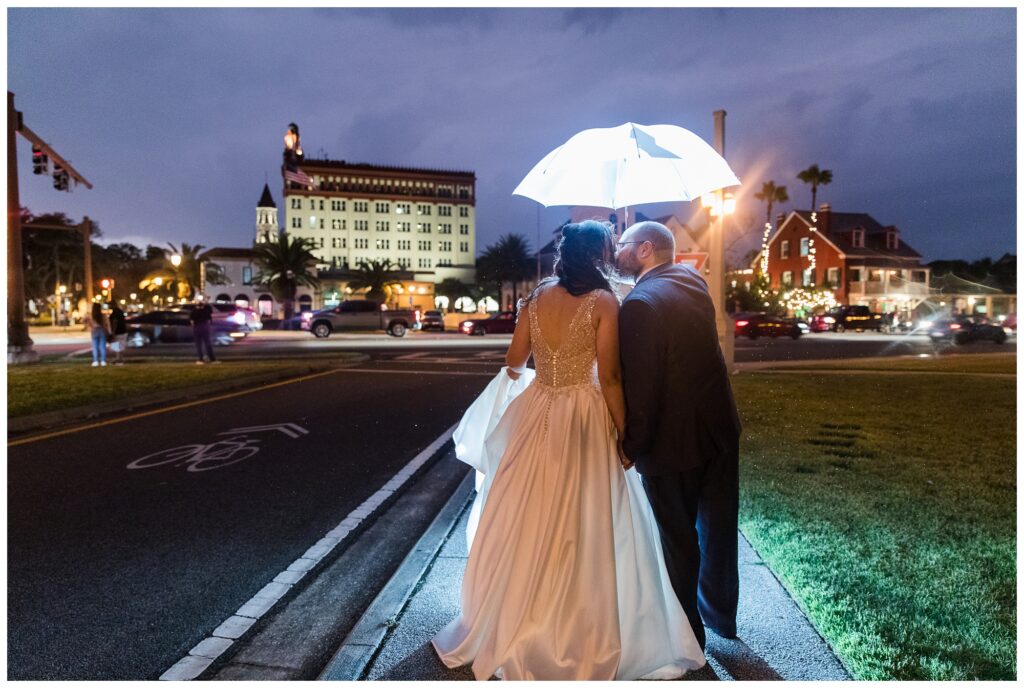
[614,221,742,651]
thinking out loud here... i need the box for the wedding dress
[432,289,706,680]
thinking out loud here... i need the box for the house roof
[298,157,475,179]
[200,247,256,260]
[793,210,922,259]
[257,183,276,209]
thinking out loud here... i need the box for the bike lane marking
[7,368,344,448]
[158,421,459,680]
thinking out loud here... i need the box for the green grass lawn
[7,360,342,418]
[735,356,1016,679]
[774,352,1016,375]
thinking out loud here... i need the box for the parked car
[126,309,248,347]
[732,312,803,340]
[999,312,1017,332]
[926,315,1009,345]
[807,313,834,333]
[177,302,263,331]
[307,300,420,338]
[825,305,884,332]
[420,310,446,332]
[459,311,517,336]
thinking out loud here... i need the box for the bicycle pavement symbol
[126,422,309,473]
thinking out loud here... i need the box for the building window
[868,269,883,282]
[850,268,862,282]
[397,222,412,233]
[419,258,432,268]
[331,200,345,211]
[782,271,793,287]
[912,270,927,283]
[853,229,865,248]
[459,224,469,235]
[417,222,432,233]
[886,232,899,250]
[354,238,369,249]
[291,198,301,209]
[354,220,368,231]
[440,241,452,251]
[331,219,345,230]
[780,240,790,259]
[459,206,469,218]
[438,205,452,217]
[802,268,814,286]
[459,241,469,252]
[398,240,411,250]
[397,257,410,268]
[354,201,369,213]
[827,267,840,285]
[375,202,391,214]
[799,237,809,256]
[291,217,302,228]
[396,203,411,215]
[376,239,390,250]
[242,266,252,285]
[418,240,432,251]
[375,220,390,231]
[309,216,317,229]
[417,204,432,216]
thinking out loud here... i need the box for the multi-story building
[281,157,477,286]
[751,204,931,318]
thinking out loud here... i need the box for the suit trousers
[640,447,739,650]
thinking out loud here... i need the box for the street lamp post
[704,110,736,373]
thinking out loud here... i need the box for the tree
[251,232,320,320]
[139,242,224,301]
[753,181,789,225]
[477,233,533,308]
[347,259,404,304]
[796,164,833,212]
[435,277,471,313]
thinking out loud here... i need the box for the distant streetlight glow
[170,254,182,268]
[701,190,736,218]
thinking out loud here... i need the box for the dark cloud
[7,7,1015,261]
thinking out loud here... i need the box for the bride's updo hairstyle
[553,220,616,296]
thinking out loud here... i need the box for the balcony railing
[848,281,930,296]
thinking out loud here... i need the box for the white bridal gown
[432,290,706,680]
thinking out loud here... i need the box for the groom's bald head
[614,221,676,279]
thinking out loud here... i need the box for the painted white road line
[158,422,459,680]
[336,368,497,377]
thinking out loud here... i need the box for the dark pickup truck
[308,300,420,338]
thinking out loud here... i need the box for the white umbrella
[512,122,740,213]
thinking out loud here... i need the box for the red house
[752,205,931,318]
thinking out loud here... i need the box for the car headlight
[824,317,834,324]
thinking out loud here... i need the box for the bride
[432,221,706,680]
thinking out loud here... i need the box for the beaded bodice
[528,289,600,389]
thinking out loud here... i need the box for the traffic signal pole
[8,92,34,362]
[7,91,93,363]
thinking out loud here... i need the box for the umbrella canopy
[512,122,740,209]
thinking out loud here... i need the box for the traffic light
[31,146,49,175]
[52,165,70,191]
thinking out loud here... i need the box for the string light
[782,287,838,312]
[808,211,817,274]
[760,221,772,275]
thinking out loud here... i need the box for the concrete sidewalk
[320,474,851,681]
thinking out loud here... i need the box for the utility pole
[7,91,93,363]
[710,109,735,373]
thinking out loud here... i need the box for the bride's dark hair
[551,220,616,296]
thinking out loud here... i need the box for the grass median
[7,358,360,419]
[735,353,1015,680]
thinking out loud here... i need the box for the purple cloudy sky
[8,7,1016,262]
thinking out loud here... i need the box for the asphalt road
[29,327,1018,363]
[7,361,499,680]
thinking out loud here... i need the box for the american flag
[284,166,313,188]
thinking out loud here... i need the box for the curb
[734,350,1016,371]
[318,471,475,681]
[7,355,369,436]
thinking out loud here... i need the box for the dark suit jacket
[619,262,741,475]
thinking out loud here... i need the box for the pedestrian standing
[86,302,110,368]
[189,297,219,365]
[109,304,128,365]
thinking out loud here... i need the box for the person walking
[109,304,128,365]
[189,297,219,365]
[86,302,110,368]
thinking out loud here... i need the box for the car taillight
[950,323,961,330]
[736,320,749,327]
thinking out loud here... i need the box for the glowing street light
[170,254,182,268]
[153,277,163,287]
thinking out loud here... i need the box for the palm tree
[251,232,320,320]
[753,181,789,226]
[139,242,224,301]
[347,259,404,304]
[796,164,833,213]
[477,234,533,308]
[435,277,471,313]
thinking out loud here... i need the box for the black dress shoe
[708,624,737,639]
